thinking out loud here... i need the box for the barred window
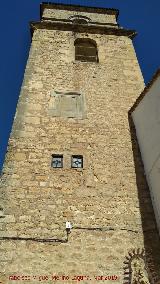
[75,39,98,63]
[51,154,63,168]
[71,155,83,168]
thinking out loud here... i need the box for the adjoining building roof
[40,2,119,20]
[130,69,160,114]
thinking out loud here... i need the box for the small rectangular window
[51,154,63,168]
[71,155,83,168]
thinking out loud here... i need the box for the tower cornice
[30,21,136,39]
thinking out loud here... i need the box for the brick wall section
[0,16,160,283]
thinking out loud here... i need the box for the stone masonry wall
[0,22,160,284]
[42,8,117,24]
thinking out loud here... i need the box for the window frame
[74,38,98,63]
[71,155,83,169]
[51,154,63,169]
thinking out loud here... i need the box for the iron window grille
[51,154,63,168]
[71,155,83,168]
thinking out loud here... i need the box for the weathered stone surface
[0,215,16,223]
[0,3,160,284]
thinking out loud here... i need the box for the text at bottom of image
[8,275,119,282]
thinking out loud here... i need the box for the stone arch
[69,15,91,24]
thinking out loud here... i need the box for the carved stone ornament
[123,248,160,284]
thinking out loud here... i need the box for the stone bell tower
[0,2,160,283]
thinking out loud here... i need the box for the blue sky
[0,0,160,170]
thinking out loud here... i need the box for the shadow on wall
[128,113,160,282]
